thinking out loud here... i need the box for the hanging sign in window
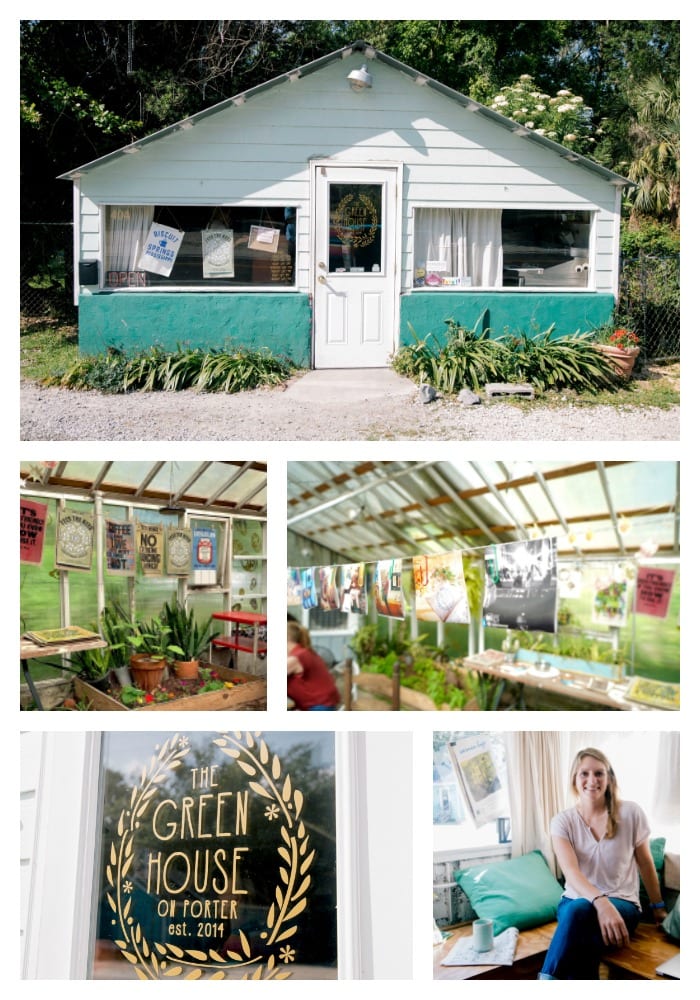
[138,223,184,277]
[202,229,235,278]
[248,226,281,254]
[20,498,48,565]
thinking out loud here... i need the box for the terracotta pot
[129,653,166,692]
[596,344,640,380]
[173,658,201,680]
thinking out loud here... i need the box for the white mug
[472,917,494,952]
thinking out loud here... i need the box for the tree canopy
[21,19,680,224]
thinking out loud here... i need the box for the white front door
[313,165,398,368]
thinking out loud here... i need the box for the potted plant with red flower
[594,324,641,379]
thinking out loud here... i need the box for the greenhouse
[287,460,680,711]
[20,460,267,711]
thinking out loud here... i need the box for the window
[104,206,297,288]
[413,208,591,289]
[90,731,337,980]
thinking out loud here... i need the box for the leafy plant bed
[73,664,266,711]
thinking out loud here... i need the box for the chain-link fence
[20,225,680,362]
[20,222,76,322]
[616,252,680,362]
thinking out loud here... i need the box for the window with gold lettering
[91,731,337,980]
[328,184,383,273]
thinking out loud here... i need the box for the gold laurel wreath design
[332,193,378,248]
[105,732,312,981]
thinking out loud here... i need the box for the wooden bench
[434,920,679,980]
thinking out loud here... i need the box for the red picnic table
[210,610,267,668]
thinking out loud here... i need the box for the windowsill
[407,286,594,293]
[84,285,301,294]
[433,844,512,864]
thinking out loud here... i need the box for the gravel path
[20,377,679,441]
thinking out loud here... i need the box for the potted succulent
[75,603,133,690]
[161,599,218,680]
[128,615,184,692]
[594,325,641,379]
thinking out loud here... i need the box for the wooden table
[21,633,107,711]
[435,921,557,979]
[210,610,267,668]
[461,652,669,711]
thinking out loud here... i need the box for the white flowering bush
[487,75,597,155]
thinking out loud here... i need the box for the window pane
[105,206,296,288]
[328,184,382,273]
[91,731,337,979]
[502,209,591,287]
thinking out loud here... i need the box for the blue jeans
[539,896,641,979]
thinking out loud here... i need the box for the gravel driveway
[20,375,680,442]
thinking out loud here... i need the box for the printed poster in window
[138,521,164,576]
[20,498,48,564]
[138,222,184,277]
[202,228,234,278]
[317,565,340,611]
[192,526,218,585]
[635,567,675,618]
[55,507,94,571]
[166,527,193,576]
[373,559,405,619]
[448,735,509,828]
[105,518,135,576]
[592,569,629,627]
[248,225,281,254]
[339,563,367,614]
[413,551,469,623]
[483,537,558,632]
[287,567,303,606]
[302,567,318,609]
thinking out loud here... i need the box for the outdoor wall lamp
[347,64,373,91]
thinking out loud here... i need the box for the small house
[60,41,632,368]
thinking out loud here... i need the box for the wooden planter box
[74,664,266,711]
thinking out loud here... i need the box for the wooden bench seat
[434,920,679,980]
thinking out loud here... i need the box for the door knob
[317,275,327,284]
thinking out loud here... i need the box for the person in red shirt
[287,620,340,710]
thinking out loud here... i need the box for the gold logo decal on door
[332,193,378,248]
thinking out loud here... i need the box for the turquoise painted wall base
[78,292,312,367]
[400,292,616,345]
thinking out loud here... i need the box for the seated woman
[287,619,340,711]
[538,746,667,980]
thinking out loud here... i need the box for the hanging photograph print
[138,222,184,276]
[317,566,340,611]
[373,559,405,619]
[635,566,676,619]
[138,521,164,576]
[592,572,629,626]
[105,519,135,576]
[301,567,318,609]
[558,565,583,599]
[166,527,193,576]
[448,734,510,828]
[55,508,94,571]
[287,567,303,606]
[339,563,367,614]
[20,498,48,565]
[202,228,234,278]
[412,552,470,623]
[482,537,558,632]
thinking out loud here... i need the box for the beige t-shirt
[551,799,650,908]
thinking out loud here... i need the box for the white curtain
[504,731,567,873]
[106,205,154,271]
[415,208,503,286]
[652,732,680,825]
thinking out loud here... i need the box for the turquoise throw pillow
[454,850,563,935]
[662,896,680,941]
[639,836,666,909]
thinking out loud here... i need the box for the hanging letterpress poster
[448,734,510,828]
[287,567,303,606]
[373,559,405,619]
[55,507,94,571]
[192,525,218,585]
[412,551,469,623]
[105,518,136,576]
[138,222,184,277]
[317,565,340,611]
[166,526,193,576]
[20,498,48,564]
[482,537,558,632]
[90,731,338,980]
[635,566,676,619]
[137,520,164,576]
[202,228,235,278]
[248,225,281,253]
[592,570,629,627]
[301,567,318,609]
[339,563,367,614]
